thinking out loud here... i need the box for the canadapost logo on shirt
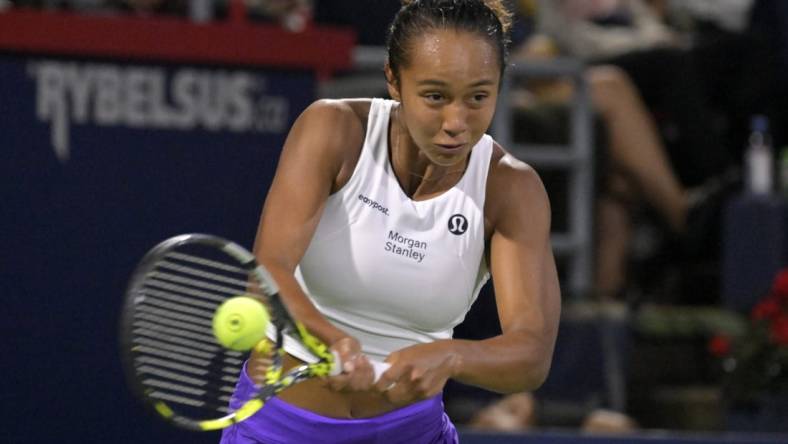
[358,193,389,216]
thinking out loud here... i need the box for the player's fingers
[385,367,445,403]
[377,363,417,399]
[374,349,407,389]
[373,364,404,393]
[326,373,353,392]
[338,352,362,374]
[375,376,396,394]
[327,353,373,392]
[347,356,375,391]
[330,337,362,373]
[246,353,277,384]
[382,377,417,404]
[342,358,355,373]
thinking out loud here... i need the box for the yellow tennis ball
[212,296,269,351]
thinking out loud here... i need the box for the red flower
[751,296,782,321]
[771,269,788,300]
[770,315,788,346]
[708,335,732,357]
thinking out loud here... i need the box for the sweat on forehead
[403,30,500,78]
[386,0,511,78]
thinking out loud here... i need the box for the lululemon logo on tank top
[448,214,468,235]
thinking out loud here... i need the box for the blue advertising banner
[1,53,314,442]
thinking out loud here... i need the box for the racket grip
[330,351,390,383]
[371,360,391,383]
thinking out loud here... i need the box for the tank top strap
[337,99,393,200]
[362,98,395,167]
[456,134,493,210]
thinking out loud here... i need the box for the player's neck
[389,118,467,199]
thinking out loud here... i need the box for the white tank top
[287,98,492,362]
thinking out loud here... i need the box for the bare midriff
[248,348,403,419]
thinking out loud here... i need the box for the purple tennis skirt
[219,362,458,444]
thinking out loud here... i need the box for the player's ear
[384,63,401,101]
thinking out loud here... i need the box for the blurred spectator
[468,392,638,433]
[581,408,639,434]
[536,0,684,61]
[512,34,737,300]
[535,0,738,188]
[468,393,537,431]
[516,0,769,306]
[247,0,312,31]
[661,0,755,35]
[249,0,298,18]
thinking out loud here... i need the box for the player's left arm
[450,153,562,393]
[375,152,561,399]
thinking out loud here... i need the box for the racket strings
[132,319,218,349]
[157,258,252,292]
[130,245,270,417]
[139,292,215,324]
[148,269,245,302]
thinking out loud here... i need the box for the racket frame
[119,233,337,431]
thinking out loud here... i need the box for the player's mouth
[435,143,466,151]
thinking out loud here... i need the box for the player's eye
[471,93,489,103]
[423,92,444,103]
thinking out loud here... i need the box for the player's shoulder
[485,140,551,224]
[288,99,374,188]
[299,98,371,134]
[488,141,545,194]
[288,99,372,160]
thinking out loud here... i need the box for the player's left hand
[374,340,461,404]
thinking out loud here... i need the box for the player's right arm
[252,99,373,389]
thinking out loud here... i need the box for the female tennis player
[221,0,561,442]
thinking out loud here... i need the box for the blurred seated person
[534,0,734,188]
[246,0,312,31]
[468,392,537,432]
[469,392,638,433]
[581,408,638,434]
[512,34,738,300]
[536,0,684,61]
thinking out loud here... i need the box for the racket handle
[330,351,390,383]
[371,360,391,383]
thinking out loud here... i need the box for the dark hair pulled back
[386,0,513,81]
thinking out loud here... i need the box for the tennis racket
[119,233,389,431]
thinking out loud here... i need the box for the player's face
[388,29,501,167]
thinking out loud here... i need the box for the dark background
[1,53,313,443]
